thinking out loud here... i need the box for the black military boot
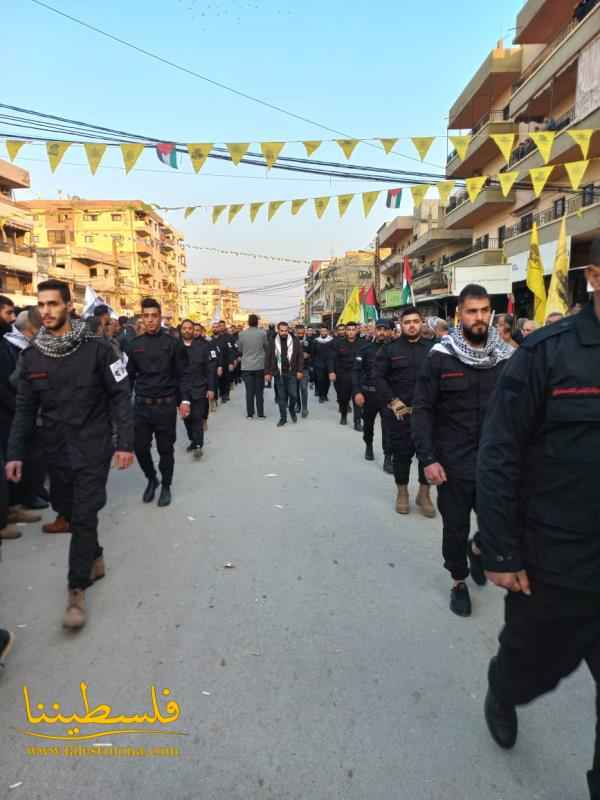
[340,413,348,426]
[450,582,471,617]
[383,455,394,474]
[158,485,172,507]
[484,675,518,750]
[467,538,487,586]
[354,419,363,432]
[365,443,375,461]
[142,477,159,504]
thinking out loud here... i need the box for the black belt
[137,395,176,406]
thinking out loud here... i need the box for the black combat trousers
[315,367,330,400]
[489,581,600,799]
[437,477,481,581]
[382,407,428,486]
[184,398,208,448]
[362,391,391,456]
[134,399,177,487]
[217,371,231,402]
[335,373,361,423]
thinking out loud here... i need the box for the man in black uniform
[294,324,312,419]
[328,321,363,429]
[212,320,235,403]
[376,308,434,515]
[5,280,134,629]
[127,298,191,508]
[353,319,392,464]
[478,255,600,800]
[312,325,333,403]
[179,319,217,458]
[412,285,514,617]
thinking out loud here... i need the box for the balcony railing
[505,183,600,239]
[514,20,578,89]
[446,110,509,162]
[441,238,501,265]
[0,242,35,258]
[507,107,575,168]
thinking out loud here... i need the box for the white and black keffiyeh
[33,319,94,359]
[274,333,294,372]
[432,325,514,369]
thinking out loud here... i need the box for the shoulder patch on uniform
[210,350,217,359]
[521,318,575,350]
[110,360,128,383]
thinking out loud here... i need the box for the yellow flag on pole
[530,165,554,197]
[362,191,379,218]
[6,141,25,162]
[337,194,354,218]
[303,141,321,157]
[188,143,213,173]
[314,196,331,219]
[411,184,430,210]
[249,202,264,223]
[436,180,455,207]
[228,204,244,224]
[84,143,107,175]
[449,135,472,162]
[184,207,196,219]
[336,140,359,160]
[46,141,70,173]
[120,143,145,174]
[268,200,284,221]
[498,171,520,198]
[226,143,250,166]
[465,176,487,203]
[338,288,362,325]
[260,142,285,169]
[490,133,516,163]
[411,136,435,161]
[212,205,226,224]
[531,131,556,164]
[291,198,307,216]
[545,217,570,317]
[380,138,398,154]
[568,129,595,160]
[565,160,590,191]
[526,223,547,325]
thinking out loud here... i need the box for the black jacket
[299,336,314,369]
[264,335,304,377]
[375,337,433,407]
[352,339,387,395]
[7,338,134,462]
[411,346,504,480]
[328,338,363,376]
[184,339,218,399]
[478,302,600,592]
[0,325,17,430]
[312,337,333,369]
[126,330,191,401]
[213,333,237,369]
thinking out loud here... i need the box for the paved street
[0,383,594,800]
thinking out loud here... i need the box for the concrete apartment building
[303,251,375,326]
[0,159,37,306]
[20,199,187,321]
[379,0,600,316]
[180,277,243,327]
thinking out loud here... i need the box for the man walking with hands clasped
[265,322,304,427]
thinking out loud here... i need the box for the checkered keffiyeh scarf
[432,325,514,369]
[33,319,94,359]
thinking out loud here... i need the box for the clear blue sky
[7,0,523,316]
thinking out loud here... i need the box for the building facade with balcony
[0,159,37,307]
[180,277,244,327]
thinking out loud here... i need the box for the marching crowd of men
[0,248,599,797]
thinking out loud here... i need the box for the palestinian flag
[156,143,178,169]
[401,256,414,305]
[386,188,403,208]
[361,286,379,322]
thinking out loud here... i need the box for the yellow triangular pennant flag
[228,204,244,224]
[529,165,554,197]
[184,207,196,219]
[260,142,285,169]
[498,171,520,198]
[337,194,354,218]
[291,198,307,216]
[565,159,590,192]
[6,140,25,162]
[436,180,455,207]
[314,196,331,219]
[410,184,430,210]
[46,141,70,173]
[568,129,595,160]
[362,191,379,218]
[226,143,250,166]
[449,135,472,162]
[303,141,321,157]
[336,140,359,160]
[465,176,487,203]
[120,143,145,174]
[84,143,107,176]
[531,131,556,164]
[268,200,285,221]
[188,143,213,173]
[526,223,547,325]
[490,133,516,164]
[249,202,264,223]
[546,217,570,317]
[411,136,435,162]
[212,205,226,224]
[380,138,398,155]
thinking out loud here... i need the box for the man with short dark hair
[312,325,333,403]
[238,314,267,419]
[329,321,363,429]
[294,324,312,419]
[354,319,392,464]
[412,285,514,617]
[212,320,236,403]
[127,298,191,507]
[5,279,134,629]
[93,304,111,337]
[193,323,204,340]
[179,319,217,457]
[265,322,304,427]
